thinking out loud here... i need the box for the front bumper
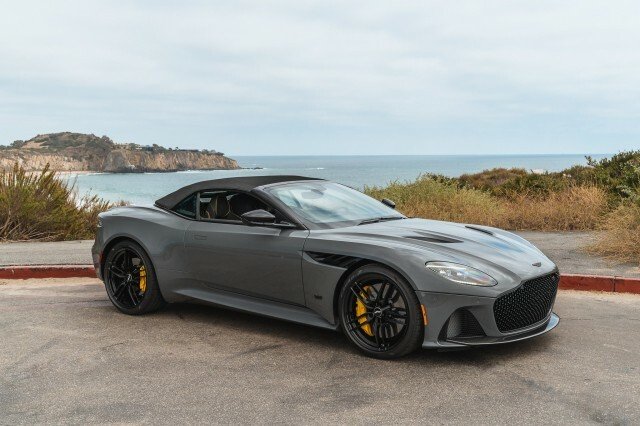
[446,313,559,346]
[417,291,559,349]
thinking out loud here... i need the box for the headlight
[426,261,497,286]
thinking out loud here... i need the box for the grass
[0,163,116,241]
[501,185,608,231]
[589,203,640,264]
[365,177,608,231]
[365,177,507,227]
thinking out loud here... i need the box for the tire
[103,240,166,315]
[338,264,423,359]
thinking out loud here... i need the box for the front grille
[493,273,559,332]
[442,309,485,339]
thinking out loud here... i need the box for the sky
[1,1,639,156]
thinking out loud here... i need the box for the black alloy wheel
[338,264,424,359]
[103,240,165,315]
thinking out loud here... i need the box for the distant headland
[0,132,240,173]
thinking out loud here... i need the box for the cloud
[0,0,639,154]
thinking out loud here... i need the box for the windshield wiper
[357,216,405,226]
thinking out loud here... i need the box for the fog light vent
[444,309,485,339]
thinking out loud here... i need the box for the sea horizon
[228,153,612,157]
[65,153,611,204]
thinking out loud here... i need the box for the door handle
[194,234,207,240]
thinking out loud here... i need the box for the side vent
[465,225,494,236]
[306,252,361,269]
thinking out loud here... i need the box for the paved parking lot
[1,279,639,424]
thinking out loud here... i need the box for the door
[185,220,309,305]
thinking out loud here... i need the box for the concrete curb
[0,266,639,294]
[0,265,96,279]
[559,274,640,294]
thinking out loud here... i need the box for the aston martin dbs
[92,176,560,358]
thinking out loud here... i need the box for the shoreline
[22,167,254,176]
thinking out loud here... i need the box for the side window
[198,190,290,224]
[172,194,197,219]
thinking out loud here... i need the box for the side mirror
[241,209,277,226]
[381,198,396,209]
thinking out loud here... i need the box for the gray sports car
[92,176,560,358]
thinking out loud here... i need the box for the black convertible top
[155,175,322,210]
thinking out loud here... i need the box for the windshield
[265,181,404,227]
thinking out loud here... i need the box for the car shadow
[159,302,559,366]
[163,301,345,346]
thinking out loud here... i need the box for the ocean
[65,154,608,205]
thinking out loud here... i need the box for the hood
[313,218,556,282]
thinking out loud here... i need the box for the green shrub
[584,152,640,201]
[447,151,640,202]
[0,163,115,241]
[458,168,528,194]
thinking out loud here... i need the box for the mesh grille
[493,273,559,333]
[444,309,485,339]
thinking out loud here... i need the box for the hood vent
[465,225,494,236]
[405,235,461,244]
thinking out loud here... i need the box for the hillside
[0,132,240,172]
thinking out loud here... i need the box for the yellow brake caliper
[355,286,373,336]
[139,265,147,293]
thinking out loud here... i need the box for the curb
[0,266,639,294]
[0,265,96,280]
[559,274,640,294]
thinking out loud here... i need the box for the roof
[155,175,323,210]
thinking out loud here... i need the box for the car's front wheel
[338,264,424,359]
[103,240,165,315]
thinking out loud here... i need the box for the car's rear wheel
[338,264,424,359]
[103,240,165,315]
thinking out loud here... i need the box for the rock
[0,132,240,173]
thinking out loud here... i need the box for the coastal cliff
[101,149,238,172]
[0,132,240,172]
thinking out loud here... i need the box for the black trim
[465,225,494,235]
[405,235,461,243]
[306,252,361,269]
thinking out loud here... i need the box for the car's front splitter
[416,290,560,350]
[444,313,559,347]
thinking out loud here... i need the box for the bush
[458,168,529,194]
[502,186,609,231]
[365,176,507,227]
[0,163,115,241]
[589,203,640,263]
[455,152,640,201]
[583,152,640,201]
[365,176,609,231]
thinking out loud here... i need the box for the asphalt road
[0,239,92,266]
[2,231,639,278]
[1,279,639,424]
